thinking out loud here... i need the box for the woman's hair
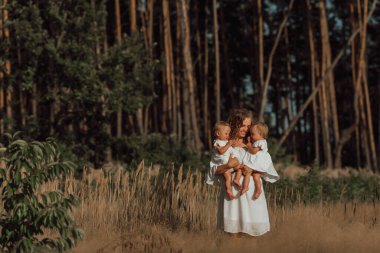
[213,121,230,137]
[252,122,269,139]
[227,108,252,139]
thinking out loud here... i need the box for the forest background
[0,0,379,172]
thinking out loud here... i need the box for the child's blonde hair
[252,122,269,139]
[213,121,230,137]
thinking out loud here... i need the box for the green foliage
[267,161,380,206]
[0,133,83,253]
[267,138,292,165]
[1,0,159,166]
[113,133,208,171]
[101,33,157,114]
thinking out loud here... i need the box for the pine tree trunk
[159,14,168,133]
[180,0,202,150]
[204,1,211,149]
[349,3,361,168]
[258,0,294,122]
[359,0,378,170]
[163,0,176,135]
[220,3,234,108]
[319,0,333,168]
[115,0,123,137]
[257,0,264,89]
[130,0,137,33]
[49,84,58,135]
[277,0,377,149]
[175,2,182,140]
[4,0,12,131]
[147,0,154,56]
[320,0,341,167]
[306,0,320,163]
[0,0,4,134]
[212,0,221,122]
[130,0,144,136]
[179,0,192,146]
[355,0,372,170]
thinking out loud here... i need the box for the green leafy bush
[266,161,380,205]
[0,133,83,252]
[113,133,208,171]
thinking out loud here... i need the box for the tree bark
[163,0,176,135]
[204,1,211,149]
[220,3,234,108]
[349,3,361,168]
[319,0,333,168]
[115,0,123,137]
[180,0,203,150]
[258,0,294,122]
[175,1,182,140]
[4,0,12,131]
[212,0,221,122]
[257,0,264,89]
[0,0,4,134]
[277,0,377,148]
[359,0,378,170]
[130,0,137,33]
[306,0,320,163]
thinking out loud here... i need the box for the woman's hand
[227,154,239,169]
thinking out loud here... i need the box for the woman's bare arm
[215,155,240,175]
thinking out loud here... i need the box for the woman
[206,109,270,236]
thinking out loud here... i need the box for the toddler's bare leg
[252,172,262,200]
[233,169,242,188]
[240,171,252,195]
[223,171,235,200]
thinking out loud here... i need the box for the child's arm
[246,143,261,154]
[246,137,261,154]
[215,140,233,155]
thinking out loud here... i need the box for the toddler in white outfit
[211,121,236,200]
[236,122,280,199]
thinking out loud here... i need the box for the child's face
[250,125,262,142]
[217,126,230,141]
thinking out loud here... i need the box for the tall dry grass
[38,162,380,253]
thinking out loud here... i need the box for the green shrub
[266,161,380,205]
[113,133,208,171]
[0,133,83,252]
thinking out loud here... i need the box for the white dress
[211,139,234,166]
[206,146,271,236]
[243,139,280,183]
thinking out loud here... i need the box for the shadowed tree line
[0,0,379,170]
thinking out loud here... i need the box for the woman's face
[238,117,251,139]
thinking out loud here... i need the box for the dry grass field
[40,163,380,253]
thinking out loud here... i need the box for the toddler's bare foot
[226,190,235,200]
[240,187,248,196]
[233,179,241,188]
[252,187,262,200]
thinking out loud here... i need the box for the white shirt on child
[211,139,234,166]
[242,139,280,183]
